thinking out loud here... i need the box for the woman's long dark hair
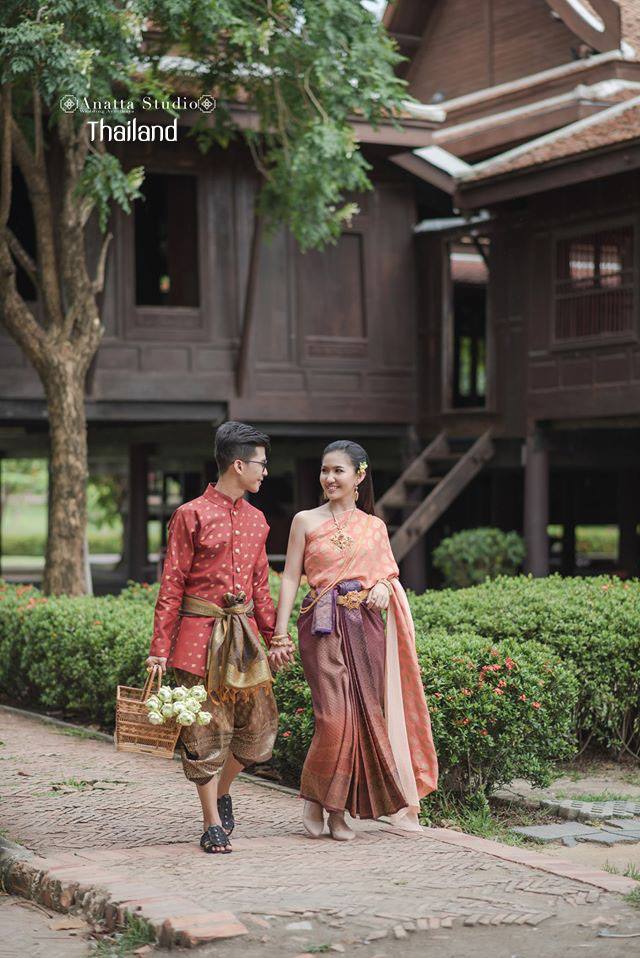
[322,440,375,515]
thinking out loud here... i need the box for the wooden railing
[376,429,495,562]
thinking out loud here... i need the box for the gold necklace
[329,506,356,551]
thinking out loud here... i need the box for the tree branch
[0,83,12,230]
[11,118,63,328]
[0,238,48,371]
[91,232,112,294]
[33,80,43,169]
[6,228,38,287]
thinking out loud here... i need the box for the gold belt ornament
[180,593,272,701]
[336,589,370,610]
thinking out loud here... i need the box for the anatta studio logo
[88,117,178,142]
[57,92,217,140]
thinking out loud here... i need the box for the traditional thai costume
[297,510,438,826]
[148,485,278,784]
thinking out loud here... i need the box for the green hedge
[0,582,153,726]
[1,574,637,799]
[432,527,525,588]
[409,574,640,757]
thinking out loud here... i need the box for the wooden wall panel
[371,185,417,368]
[254,227,294,364]
[298,233,366,340]
[492,0,576,86]
[520,172,640,421]
[409,0,577,102]
[0,143,420,425]
[409,0,489,102]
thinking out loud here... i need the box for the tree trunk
[42,352,89,595]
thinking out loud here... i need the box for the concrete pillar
[523,427,549,577]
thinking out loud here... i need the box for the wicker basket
[115,665,181,759]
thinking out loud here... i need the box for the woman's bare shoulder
[292,506,331,535]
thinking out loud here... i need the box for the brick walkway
[2,707,640,954]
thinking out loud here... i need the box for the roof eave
[454,139,640,209]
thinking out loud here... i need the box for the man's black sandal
[200,825,232,854]
[217,793,235,836]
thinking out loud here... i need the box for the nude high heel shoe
[327,811,356,841]
[302,800,325,838]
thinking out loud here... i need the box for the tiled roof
[620,0,640,55]
[460,94,640,182]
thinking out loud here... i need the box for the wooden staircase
[375,430,495,562]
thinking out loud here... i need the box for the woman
[273,440,438,841]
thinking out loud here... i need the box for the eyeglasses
[242,459,269,473]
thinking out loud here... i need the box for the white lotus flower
[158,686,173,703]
[171,686,189,702]
[189,685,208,702]
[145,695,161,711]
[160,703,175,719]
[147,710,164,725]
[196,710,212,726]
[184,696,202,714]
[176,710,196,726]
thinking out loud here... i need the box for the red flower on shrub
[493,687,504,695]
[490,647,499,657]
[497,679,507,688]
[479,729,488,736]
[434,692,442,699]
[531,701,541,709]
[505,657,515,671]
[461,718,469,725]
[461,688,472,696]
[283,731,291,738]
[295,707,305,714]
[519,694,527,701]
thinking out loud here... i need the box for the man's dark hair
[214,421,271,475]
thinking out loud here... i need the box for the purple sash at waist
[311,579,362,636]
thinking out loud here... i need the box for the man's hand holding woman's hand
[145,655,167,674]
[267,634,295,674]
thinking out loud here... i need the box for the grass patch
[624,887,640,908]
[91,916,155,957]
[553,790,635,802]
[49,777,94,792]
[54,726,106,742]
[420,793,560,847]
[604,862,640,881]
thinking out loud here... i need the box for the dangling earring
[354,486,359,502]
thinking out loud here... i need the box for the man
[146,421,294,854]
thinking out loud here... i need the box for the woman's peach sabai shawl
[303,511,438,827]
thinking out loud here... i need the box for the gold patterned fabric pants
[172,669,279,786]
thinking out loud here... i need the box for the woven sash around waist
[180,593,272,700]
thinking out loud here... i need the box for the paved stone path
[2,707,640,955]
[0,894,88,958]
